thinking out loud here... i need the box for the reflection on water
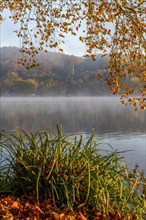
[0,97,145,133]
[102,133,145,172]
[0,97,145,171]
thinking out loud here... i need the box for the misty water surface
[0,97,145,171]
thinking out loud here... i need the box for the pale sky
[0,10,20,48]
[0,9,87,57]
[0,9,114,57]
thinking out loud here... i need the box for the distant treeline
[0,47,110,96]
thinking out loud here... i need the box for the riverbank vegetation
[0,126,145,219]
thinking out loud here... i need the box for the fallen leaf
[78,212,87,220]
[59,213,65,219]
[34,205,44,214]
[67,215,75,220]
[50,211,60,220]
[11,201,19,209]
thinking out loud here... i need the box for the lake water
[0,97,145,172]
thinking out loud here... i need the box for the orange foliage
[0,0,145,109]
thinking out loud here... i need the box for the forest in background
[0,47,110,96]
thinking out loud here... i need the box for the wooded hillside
[0,47,110,96]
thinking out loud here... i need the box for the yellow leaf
[59,48,64,52]
[11,201,19,209]
[78,212,87,220]
[96,75,102,79]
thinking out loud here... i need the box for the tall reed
[0,125,145,218]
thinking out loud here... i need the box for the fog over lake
[0,97,145,171]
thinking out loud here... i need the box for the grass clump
[0,125,145,219]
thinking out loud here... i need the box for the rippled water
[0,97,145,171]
